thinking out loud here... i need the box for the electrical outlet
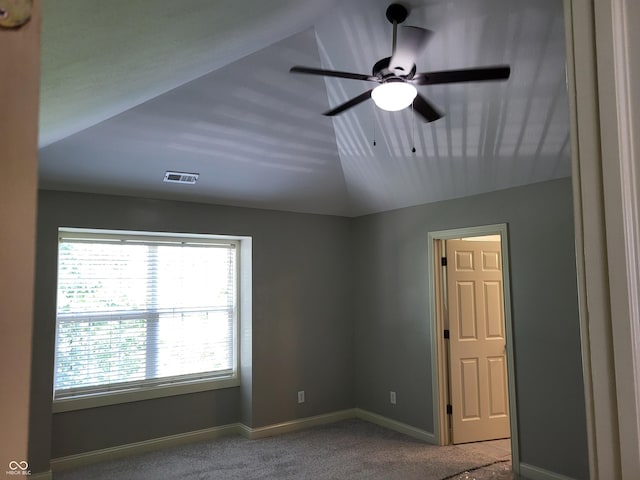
[297,390,305,404]
[390,391,396,405]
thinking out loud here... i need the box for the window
[54,228,240,410]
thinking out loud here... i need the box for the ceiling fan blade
[389,26,432,76]
[323,90,374,116]
[290,66,376,82]
[412,93,443,123]
[412,65,511,85]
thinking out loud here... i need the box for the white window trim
[53,228,246,413]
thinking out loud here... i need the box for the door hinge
[441,257,447,267]
[443,329,450,339]
[446,404,453,415]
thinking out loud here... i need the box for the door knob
[0,0,33,29]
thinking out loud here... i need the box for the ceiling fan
[290,3,511,123]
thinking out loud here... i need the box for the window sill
[52,376,240,413]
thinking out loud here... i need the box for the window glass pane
[156,310,233,378]
[57,242,149,314]
[55,317,147,390]
[155,245,235,310]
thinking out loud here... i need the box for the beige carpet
[54,419,512,480]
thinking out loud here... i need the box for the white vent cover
[163,171,199,184]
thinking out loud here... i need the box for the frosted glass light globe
[371,82,417,111]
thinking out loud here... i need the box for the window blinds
[54,230,238,399]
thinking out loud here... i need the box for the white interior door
[446,239,510,444]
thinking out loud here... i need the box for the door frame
[428,223,519,473]
[564,1,640,476]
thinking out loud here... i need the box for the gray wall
[29,179,588,479]
[351,177,588,479]
[29,191,354,470]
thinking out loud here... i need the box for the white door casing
[428,224,519,471]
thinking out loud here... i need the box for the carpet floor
[54,419,513,480]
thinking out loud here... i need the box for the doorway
[428,224,519,473]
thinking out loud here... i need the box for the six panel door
[446,239,510,444]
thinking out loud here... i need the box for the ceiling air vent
[163,171,199,184]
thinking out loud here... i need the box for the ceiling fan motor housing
[373,56,416,80]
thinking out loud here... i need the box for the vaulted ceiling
[39,0,569,217]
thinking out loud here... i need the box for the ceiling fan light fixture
[371,82,417,111]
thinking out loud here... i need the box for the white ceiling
[39,0,570,217]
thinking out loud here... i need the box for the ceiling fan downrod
[386,3,409,55]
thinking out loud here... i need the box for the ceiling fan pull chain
[411,103,416,153]
[372,105,377,146]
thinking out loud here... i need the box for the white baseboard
[519,463,577,480]
[239,409,357,439]
[29,471,52,480]
[51,423,238,472]
[354,408,437,444]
